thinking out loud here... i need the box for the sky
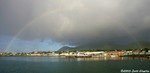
[0,0,150,52]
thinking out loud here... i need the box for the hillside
[58,41,150,51]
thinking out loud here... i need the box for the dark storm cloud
[0,0,150,47]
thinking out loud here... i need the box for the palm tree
[144,48,149,54]
[141,48,149,57]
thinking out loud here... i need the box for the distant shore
[1,48,150,59]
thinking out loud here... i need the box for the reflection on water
[0,56,66,62]
[66,57,149,62]
[0,56,149,62]
[76,57,123,61]
[66,57,123,61]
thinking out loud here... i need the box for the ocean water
[0,56,149,73]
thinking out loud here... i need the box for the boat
[66,55,92,58]
[110,55,118,58]
[66,53,92,58]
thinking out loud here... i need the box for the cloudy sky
[0,0,150,52]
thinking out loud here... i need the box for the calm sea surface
[0,56,149,73]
